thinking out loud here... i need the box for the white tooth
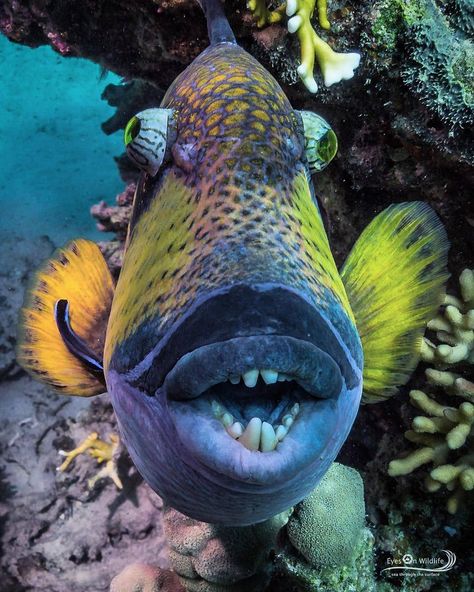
[212,400,225,417]
[261,369,278,384]
[227,422,243,438]
[238,417,262,450]
[282,414,294,428]
[229,374,240,385]
[277,373,288,382]
[243,369,259,388]
[260,422,277,452]
[276,425,288,441]
[291,403,300,417]
[222,412,233,427]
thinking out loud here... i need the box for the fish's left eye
[124,108,175,177]
[297,110,338,173]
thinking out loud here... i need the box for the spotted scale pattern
[105,44,358,370]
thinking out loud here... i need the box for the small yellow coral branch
[247,0,360,92]
[58,431,123,490]
[247,0,286,28]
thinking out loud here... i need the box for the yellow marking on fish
[104,174,196,366]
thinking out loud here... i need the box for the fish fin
[341,202,449,403]
[17,239,115,396]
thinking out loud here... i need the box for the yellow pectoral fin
[17,239,114,396]
[341,202,450,403]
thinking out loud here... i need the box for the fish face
[104,44,363,525]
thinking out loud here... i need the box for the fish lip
[166,389,351,488]
[163,334,343,401]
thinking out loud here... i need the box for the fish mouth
[165,335,346,484]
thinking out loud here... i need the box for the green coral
[271,463,375,591]
[371,0,474,130]
[276,527,376,592]
[285,463,365,568]
[388,269,474,514]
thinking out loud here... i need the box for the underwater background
[0,0,473,591]
[0,36,123,244]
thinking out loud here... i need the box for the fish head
[104,45,363,525]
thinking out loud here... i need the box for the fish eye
[124,116,141,146]
[318,129,338,163]
[297,110,338,173]
[124,108,174,177]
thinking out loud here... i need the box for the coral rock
[286,462,365,568]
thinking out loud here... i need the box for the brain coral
[286,462,365,568]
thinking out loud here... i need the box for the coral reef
[163,507,290,591]
[91,183,135,276]
[110,564,184,592]
[106,463,369,592]
[273,526,376,592]
[388,269,474,514]
[268,463,375,591]
[285,463,365,568]
[369,0,474,131]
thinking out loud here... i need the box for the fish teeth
[213,392,302,451]
[238,417,262,451]
[291,402,300,416]
[212,400,225,417]
[227,422,244,438]
[229,374,240,385]
[260,369,278,384]
[222,412,233,427]
[275,424,288,441]
[260,422,278,452]
[242,369,259,388]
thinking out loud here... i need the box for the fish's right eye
[124,108,174,177]
[124,116,141,146]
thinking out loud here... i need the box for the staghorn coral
[388,269,474,514]
[248,0,360,93]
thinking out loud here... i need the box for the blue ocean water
[0,36,124,245]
